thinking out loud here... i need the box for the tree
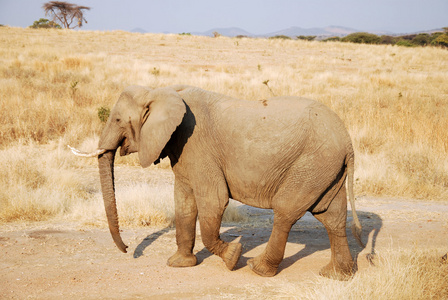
[430,28,448,48]
[412,33,430,46]
[297,35,316,41]
[431,34,448,48]
[396,39,417,47]
[341,32,381,44]
[43,1,90,29]
[322,36,341,42]
[379,35,397,45]
[269,35,292,40]
[29,18,61,29]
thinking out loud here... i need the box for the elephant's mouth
[119,137,137,157]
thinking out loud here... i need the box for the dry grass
[0,141,84,222]
[0,141,245,226]
[0,27,448,224]
[270,249,448,300]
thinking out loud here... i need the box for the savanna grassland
[1,27,447,299]
[1,26,447,221]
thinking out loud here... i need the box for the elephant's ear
[138,88,186,168]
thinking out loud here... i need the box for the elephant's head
[70,86,187,252]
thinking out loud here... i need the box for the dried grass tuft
[275,249,448,300]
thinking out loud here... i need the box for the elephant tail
[347,152,364,248]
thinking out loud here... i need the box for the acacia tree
[43,1,90,29]
[29,18,62,29]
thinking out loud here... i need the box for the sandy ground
[1,170,448,299]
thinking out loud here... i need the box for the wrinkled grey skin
[96,85,362,279]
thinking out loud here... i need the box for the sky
[0,0,447,34]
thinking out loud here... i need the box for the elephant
[70,85,363,279]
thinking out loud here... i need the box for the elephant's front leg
[198,214,242,270]
[196,183,242,271]
[167,180,198,268]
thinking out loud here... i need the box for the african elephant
[70,85,363,279]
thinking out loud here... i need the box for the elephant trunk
[98,150,128,253]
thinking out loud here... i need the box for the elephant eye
[115,118,121,123]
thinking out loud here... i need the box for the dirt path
[1,195,448,298]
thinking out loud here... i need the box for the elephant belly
[228,190,272,209]
[225,170,277,209]
[222,146,303,209]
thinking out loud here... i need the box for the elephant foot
[319,262,353,281]
[222,243,242,270]
[248,255,278,277]
[167,251,197,268]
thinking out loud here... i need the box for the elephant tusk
[68,145,107,157]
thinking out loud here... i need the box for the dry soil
[1,175,447,299]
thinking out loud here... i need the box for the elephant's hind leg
[248,171,321,277]
[248,212,302,277]
[168,180,198,268]
[313,186,354,280]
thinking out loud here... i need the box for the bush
[297,35,316,41]
[29,18,61,29]
[412,33,430,46]
[430,32,444,42]
[380,35,398,45]
[431,34,448,48]
[97,106,110,123]
[396,39,417,47]
[322,36,341,42]
[269,35,292,40]
[399,34,417,41]
[342,32,381,44]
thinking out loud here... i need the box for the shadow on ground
[133,207,383,275]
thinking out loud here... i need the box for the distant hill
[129,26,445,39]
[131,27,147,33]
[262,26,359,38]
[390,27,446,36]
[191,27,253,37]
